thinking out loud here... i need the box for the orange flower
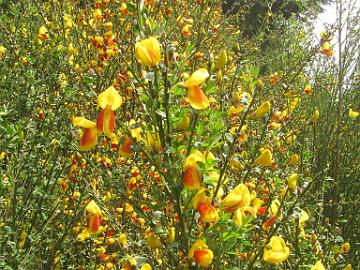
[184,69,210,110]
[262,216,277,231]
[183,150,205,190]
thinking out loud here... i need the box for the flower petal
[185,68,209,88]
[73,117,96,128]
[98,86,123,110]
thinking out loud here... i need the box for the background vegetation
[0,0,359,269]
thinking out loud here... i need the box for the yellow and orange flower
[304,84,312,96]
[184,68,210,110]
[72,117,99,150]
[37,25,49,43]
[188,240,214,267]
[119,136,133,157]
[77,200,102,241]
[135,37,161,67]
[197,202,219,223]
[321,42,333,56]
[183,150,205,190]
[183,165,201,190]
[97,86,123,135]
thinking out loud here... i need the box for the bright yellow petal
[98,86,123,110]
[185,68,209,88]
[349,108,359,118]
[311,261,326,270]
[135,43,153,66]
[185,150,205,168]
[255,149,273,166]
[263,236,290,264]
[86,200,102,216]
[253,101,271,119]
[77,228,91,241]
[72,117,96,128]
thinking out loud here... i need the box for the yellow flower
[222,184,251,211]
[135,37,161,66]
[289,154,299,165]
[118,233,128,247]
[73,117,97,129]
[288,173,298,192]
[128,119,142,142]
[263,236,290,264]
[146,233,162,249]
[311,260,326,270]
[255,149,273,166]
[310,109,320,123]
[0,45,6,60]
[98,86,123,110]
[299,209,309,236]
[177,113,190,131]
[188,240,214,267]
[343,264,352,270]
[86,200,102,216]
[299,209,309,225]
[184,150,205,168]
[215,49,227,70]
[338,242,350,254]
[19,227,27,248]
[349,108,359,118]
[141,263,152,270]
[252,101,271,119]
[270,199,281,216]
[145,131,162,153]
[167,227,175,243]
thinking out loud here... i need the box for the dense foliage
[0,0,359,269]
